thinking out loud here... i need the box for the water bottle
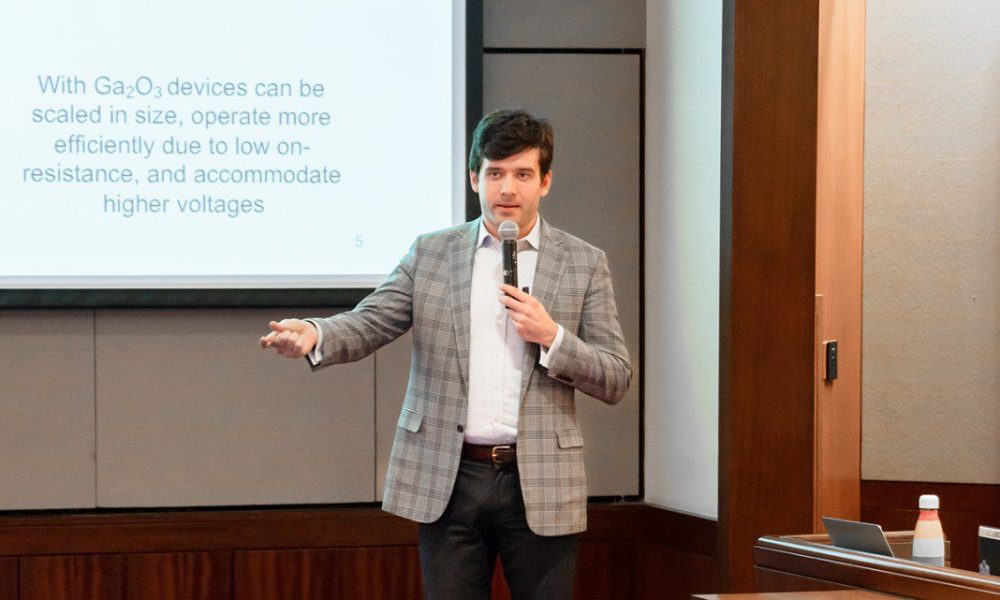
[912,494,945,567]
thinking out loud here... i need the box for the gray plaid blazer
[310,217,631,536]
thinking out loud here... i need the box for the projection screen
[0,0,471,304]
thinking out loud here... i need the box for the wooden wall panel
[20,555,125,600]
[724,0,821,591]
[127,552,231,600]
[0,504,716,599]
[575,541,642,599]
[0,558,16,600]
[642,542,720,600]
[489,542,643,600]
[491,560,510,600]
[19,552,231,600]
[0,508,418,557]
[232,522,700,599]
[234,547,421,600]
[755,567,853,593]
[723,0,865,590]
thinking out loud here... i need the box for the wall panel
[722,0,822,591]
[0,558,15,600]
[0,309,96,510]
[234,547,420,600]
[126,552,231,600]
[20,554,125,600]
[483,53,642,495]
[863,0,1000,485]
[644,0,723,520]
[0,505,715,600]
[484,0,645,49]
[95,308,374,507]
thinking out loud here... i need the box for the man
[260,110,631,599]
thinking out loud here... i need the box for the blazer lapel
[519,219,566,403]
[449,218,480,390]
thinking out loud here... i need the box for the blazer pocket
[397,408,424,433]
[556,429,584,449]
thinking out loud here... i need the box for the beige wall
[863,0,1000,484]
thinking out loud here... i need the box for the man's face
[470,147,552,238]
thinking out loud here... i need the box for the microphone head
[498,220,519,242]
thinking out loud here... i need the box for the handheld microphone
[498,220,519,288]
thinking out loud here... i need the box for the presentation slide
[0,1,465,289]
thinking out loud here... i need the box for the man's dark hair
[468,109,554,176]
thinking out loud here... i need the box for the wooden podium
[753,532,1000,599]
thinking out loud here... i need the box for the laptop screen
[822,517,895,558]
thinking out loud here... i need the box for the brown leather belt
[461,443,517,466]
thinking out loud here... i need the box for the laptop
[822,516,895,557]
[980,525,1000,575]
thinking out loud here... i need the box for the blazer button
[457,425,464,433]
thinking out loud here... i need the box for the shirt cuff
[538,324,564,368]
[304,319,324,365]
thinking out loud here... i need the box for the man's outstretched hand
[259,319,319,358]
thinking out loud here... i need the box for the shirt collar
[477,217,541,250]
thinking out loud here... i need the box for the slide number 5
[354,235,364,248]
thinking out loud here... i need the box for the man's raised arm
[258,236,419,366]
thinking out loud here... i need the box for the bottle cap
[919,494,939,510]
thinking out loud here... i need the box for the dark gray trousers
[418,458,578,600]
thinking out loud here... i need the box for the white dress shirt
[308,217,565,445]
[464,218,563,445]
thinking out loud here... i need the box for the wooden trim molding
[862,480,1000,513]
[0,503,716,558]
[0,506,417,557]
[812,0,864,530]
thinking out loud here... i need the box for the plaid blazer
[310,217,631,536]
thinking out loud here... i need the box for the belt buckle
[490,445,512,465]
